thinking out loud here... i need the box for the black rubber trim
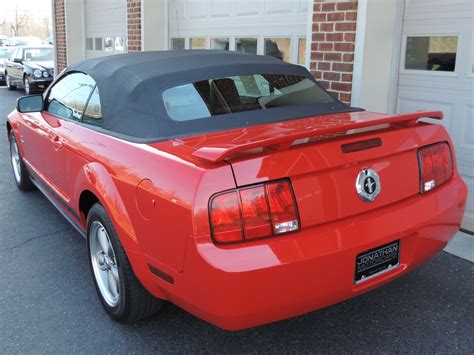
[28,168,81,223]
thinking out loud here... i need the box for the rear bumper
[148,175,467,330]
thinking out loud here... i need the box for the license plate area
[355,240,400,283]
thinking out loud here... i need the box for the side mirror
[13,58,22,63]
[16,95,44,113]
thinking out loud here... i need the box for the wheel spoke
[111,265,119,283]
[97,228,110,255]
[108,270,119,298]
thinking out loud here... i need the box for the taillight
[418,142,453,193]
[209,180,300,243]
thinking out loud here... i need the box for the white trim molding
[386,0,405,114]
[350,0,368,107]
[305,0,313,69]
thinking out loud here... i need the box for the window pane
[189,38,206,49]
[95,38,103,51]
[265,38,291,62]
[210,38,229,50]
[297,38,306,65]
[86,38,93,50]
[24,48,53,61]
[83,86,103,126]
[13,49,22,61]
[405,36,458,72]
[171,38,185,50]
[163,84,211,121]
[235,38,257,54]
[114,36,125,51]
[162,74,335,121]
[104,37,114,52]
[47,73,95,121]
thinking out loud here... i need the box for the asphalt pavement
[0,86,473,353]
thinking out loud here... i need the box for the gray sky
[0,0,52,21]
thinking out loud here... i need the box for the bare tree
[14,6,29,36]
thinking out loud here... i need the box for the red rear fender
[72,162,139,252]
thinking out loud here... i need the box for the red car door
[19,110,75,201]
[20,72,96,202]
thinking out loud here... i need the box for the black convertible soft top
[68,50,353,142]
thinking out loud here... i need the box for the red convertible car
[6,51,467,330]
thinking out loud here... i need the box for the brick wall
[127,0,142,52]
[53,0,67,72]
[310,0,358,104]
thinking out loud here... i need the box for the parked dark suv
[5,45,54,94]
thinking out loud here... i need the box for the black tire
[86,203,162,323]
[9,131,35,191]
[6,73,17,90]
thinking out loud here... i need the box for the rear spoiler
[192,111,443,163]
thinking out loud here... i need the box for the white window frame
[399,33,461,78]
[296,36,307,66]
[468,30,474,78]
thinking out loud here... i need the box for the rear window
[162,74,336,122]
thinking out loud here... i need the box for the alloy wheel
[10,136,22,184]
[89,221,121,307]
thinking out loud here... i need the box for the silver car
[0,47,13,85]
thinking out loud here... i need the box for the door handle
[53,135,63,150]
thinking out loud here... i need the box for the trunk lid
[152,110,443,230]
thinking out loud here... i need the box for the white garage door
[168,0,308,65]
[396,0,474,231]
[84,0,127,59]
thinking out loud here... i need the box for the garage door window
[171,38,185,50]
[211,38,229,50]
[236,38,257,54]
[189,38,206,49]
[265,38,291,62]
[95,38,103,51]
[114,37,125,52]
[405,35,458,72]
[104,37,114,52]
[86,38,93,50]
[297,37,306,65]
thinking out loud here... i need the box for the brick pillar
[127,0,142,52]
[53,0,67,72]
[310,0,358,104]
